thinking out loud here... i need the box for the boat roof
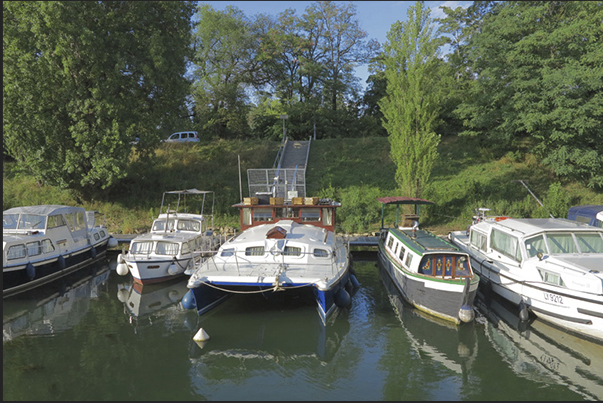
[568,204,603,217]
[390,228,459,254]
[3,205,85,216]
[482,218,602,236]
[164,189,214,195]
[376,197,435,206]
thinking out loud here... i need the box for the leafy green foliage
[3,1,195,199]
[379,1,442,198]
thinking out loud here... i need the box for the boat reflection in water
[476,293,603,401]
[187,290,351,379]
[377,260,479,377]
[3,262,111,343]
[116,276,195,334]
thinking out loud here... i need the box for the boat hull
[378,241,478,325]
[123,256,197,285]
[3,240,110,298]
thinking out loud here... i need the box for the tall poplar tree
[379,1,442,198]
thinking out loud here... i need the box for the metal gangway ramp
[247,137,311,201]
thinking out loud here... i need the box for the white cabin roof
[3,205,85,217]
[478,217,601,237]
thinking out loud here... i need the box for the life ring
[494,216,509,222]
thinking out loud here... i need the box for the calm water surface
[3,251,602,401]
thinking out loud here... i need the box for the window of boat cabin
[322,208,333,226]
[246,246,265,256]
[242,208,252,226]
[253,208,273,222]
[181,242,190,254]
[546,233,580,254]
[178,220,201,232]
[131,241,153,254]
[470,230,487,252]
[525,235,546,258]
[314,248,329,257]
[3,214,18,229]
[47,214,67,229]
[284,246,301,256]
[398,246,405,261]
[18,214,46,230]
[405,253,413,268]
[387,236,394,249]
[93,232,100,241]
[300,208,320,222]
[41,239,55,253]
[221,248,234,257]
[152,219,175,232]
[74,211,86,231]
[7,244,26,260]
[575,232,603,253]
[27,241,41,256]
[393,242,399,255]
[491,229,522,262]
[156,241,179,255]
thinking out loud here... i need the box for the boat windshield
[525,232,603,256]
[3,213,45,230]
[152,219,175,231]
[177,220,201,232]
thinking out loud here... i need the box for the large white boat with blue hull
[377,197,479,325]
[182,197,359,324]
[449,208,603,343]
[3,205,117,298]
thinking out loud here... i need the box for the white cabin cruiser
[3,205,117,298]
[449,209,603,343]
[116,189,220,285]
[182,197,359,324]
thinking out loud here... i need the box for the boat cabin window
[300,209,320,222]
[177,220,201,232]
[242,208,252,226]
[156,241,179,256]
[491,229,522,262]
[47,214,67,229]
[7,244,27,260]
[419,254,471,278]
[470,230,487,252]
[547,233,579,254]
[398,246,405,261]
[3,214,19,229]
[387,236,394,249]
[245,246,265,256]
[322,208,333,226]
[152,219,175,232]
[221,248,234,257]
[74,211,86,231]
[94,233,100,241]
[405,253,413,268]
[131,241,154,254]
[284,246,301,256]
[26,241,41,256]
[41,239,55,253]
[253,208,273,222]
[181,242,190,254]
[575,233,603,253]
[313,248,329,257]
[16,214,46,230]
[525,235,546,258]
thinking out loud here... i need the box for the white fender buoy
[193,327,210,342]
[116,263,129,276]
[167,262,179,276]
[108,237,118,248]
[458,304,475,323]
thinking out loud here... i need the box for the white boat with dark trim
[116,189,219,285]
[3,205,117,298]
[448,208,603,343]
[182,196,359,324]
[376,197,479,325]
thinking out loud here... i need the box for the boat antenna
[513,180,554,218]
[238,154,243,203]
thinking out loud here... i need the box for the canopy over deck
[376,197,435,229]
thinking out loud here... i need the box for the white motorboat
[377,197,479,325]
[449,208,603,343]
[182,197,359,324]
[3,205,117,298]
[116,189,221,285]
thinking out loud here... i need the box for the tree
[3,1,195,199]
[379,1,442,198]
[454,1,603,188]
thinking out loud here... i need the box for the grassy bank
[3,136,602,236]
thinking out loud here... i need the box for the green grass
[4,136,602,236]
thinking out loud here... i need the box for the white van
[164,131,200,143]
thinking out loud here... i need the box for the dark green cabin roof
[390,227,459,255]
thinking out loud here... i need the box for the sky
[199,1,471,90]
